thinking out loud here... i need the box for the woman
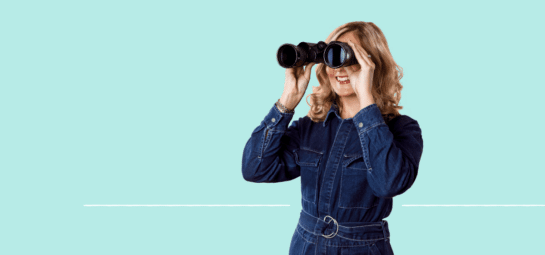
[242,21,423,255]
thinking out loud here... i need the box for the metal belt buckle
[321,215,339,238]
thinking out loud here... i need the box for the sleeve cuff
[263,103,294,132]
[353,103,386,134]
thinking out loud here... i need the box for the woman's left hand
[345,40,376,108]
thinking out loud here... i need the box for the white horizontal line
[83,204,290,207]
[402,205,545,207]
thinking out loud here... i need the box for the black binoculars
[276,41,359,69]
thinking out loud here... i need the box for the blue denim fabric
[242,101,423,255]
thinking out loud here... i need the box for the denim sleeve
[241,103,301,183]
[352,104,424,198]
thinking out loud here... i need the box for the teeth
[337,77,349,81]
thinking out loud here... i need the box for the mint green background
[1,0,544,254]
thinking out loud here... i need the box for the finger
[348,40,371,67]
[353,41,375,68]
[294,66,304,78]
[356,45,375,68]
[286,67,295,76]
[303,63,315,82]
[348,41,371,65]
[347,40,369,67]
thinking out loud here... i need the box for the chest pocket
[339,154,378,209]
[294,148,322,204]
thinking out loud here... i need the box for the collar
[323,101,340,127]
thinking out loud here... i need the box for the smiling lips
[336,75,350,84]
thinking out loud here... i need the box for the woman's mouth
[336,76,350,85]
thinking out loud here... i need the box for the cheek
[326,68,335,78]
[352,64,361,71]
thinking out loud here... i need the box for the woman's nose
[334,67,348,75]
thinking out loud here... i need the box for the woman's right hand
[279,63,316,110]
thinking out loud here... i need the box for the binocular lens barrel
[323,41,358,69]
[277,44,305,68]
[276,41,327,68]
[276,40,357,69]
[326,44,346,68]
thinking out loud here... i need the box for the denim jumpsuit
[242,101,424,255]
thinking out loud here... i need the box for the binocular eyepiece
[276,41,359,69]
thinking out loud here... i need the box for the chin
[330,79,356,97]
[338,92,356,97]
[334,87,355,97]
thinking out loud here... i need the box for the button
[272,118,276,122]
[359,122,363,127]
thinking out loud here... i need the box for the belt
[297,210,390,242]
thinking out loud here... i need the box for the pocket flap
[294,148,322,167]
[342,154,366,169]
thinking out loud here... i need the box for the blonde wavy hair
[306,21,404,124]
